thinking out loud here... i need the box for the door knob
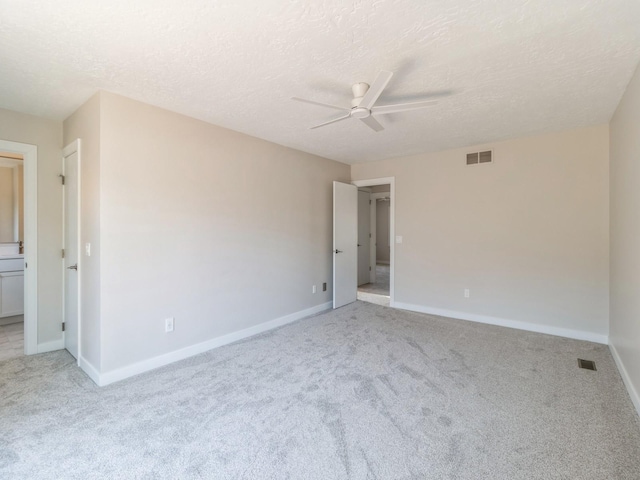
[334,249,343,254]
[357,244,362,247]
[67,264,78,270]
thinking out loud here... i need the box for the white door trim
[62,139,82,363]
[352,177,395,306]
[0,139,38,355]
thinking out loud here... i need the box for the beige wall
[610,61,640,414]
[0,108,63,345]
[371,184,390,194]
[69,91,350,374]
[0,164,24,243]
[63,93,102,369]
[352,125,609,339]
[0,167,13,242]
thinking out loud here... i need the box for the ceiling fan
[292,70,439,132]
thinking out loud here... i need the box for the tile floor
[0,321,24,362]
[357,264,391,306]
[357,264,390,295]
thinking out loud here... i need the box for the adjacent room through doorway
[357,184,391,306]
[0,151,25,361]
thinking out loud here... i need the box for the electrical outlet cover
[165,317,174,332]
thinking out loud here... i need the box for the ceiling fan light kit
[292,70,441,132]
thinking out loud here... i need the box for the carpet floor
[1,301,639,479]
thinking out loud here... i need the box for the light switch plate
[85,243,91,256]
[395,236,403,244]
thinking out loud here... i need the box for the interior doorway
[0,139,38,358]
[0,151,25,361]
[332,177,395,309]
[356,184,392,306]
[357,189,371,287]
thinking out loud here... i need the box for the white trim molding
[0,139,38,355]
[394,302,609,345]
[37,338,64,354]
[609,344,640,418]
[85,301,333,386]
[78,355,101,385]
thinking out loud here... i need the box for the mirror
[0,152,24,250]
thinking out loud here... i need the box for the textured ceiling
[1,0,640,164]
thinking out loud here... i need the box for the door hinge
[61,249,65,258]
[369,266,371,271]
[58,174,65,185]
[369,199,371,204]
[369,233,371,238]
[62,322,65,332]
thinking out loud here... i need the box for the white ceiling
[1,0,640,164]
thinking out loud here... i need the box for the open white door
[63,141,80,359]
[333,181,357,309]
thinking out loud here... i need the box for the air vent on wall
[466,150,493,166]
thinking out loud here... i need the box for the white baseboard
[0,315,23,326]
[37,338,64,354]
[609,343,640,418]
[78,355,101,385]
[393,302,609,345]
[95,301,333,386]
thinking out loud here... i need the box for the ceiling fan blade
[371,100,438,116]
[359,71,393,110]
[292,97,349,111]
[381,89,455,103]
[359,116,384,132]
[310,113,351,129]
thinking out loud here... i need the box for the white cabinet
[0,271,24,317]
[0,256,24,318]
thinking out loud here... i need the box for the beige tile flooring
[0,321,24,362]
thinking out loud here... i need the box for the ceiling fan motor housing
[351,82,370,108]
[351,107,370,118]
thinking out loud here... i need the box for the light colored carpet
[1,301,639,479]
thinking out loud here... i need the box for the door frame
[0,139,38,355]
[352,177,395,305]
[62,139,82,363]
